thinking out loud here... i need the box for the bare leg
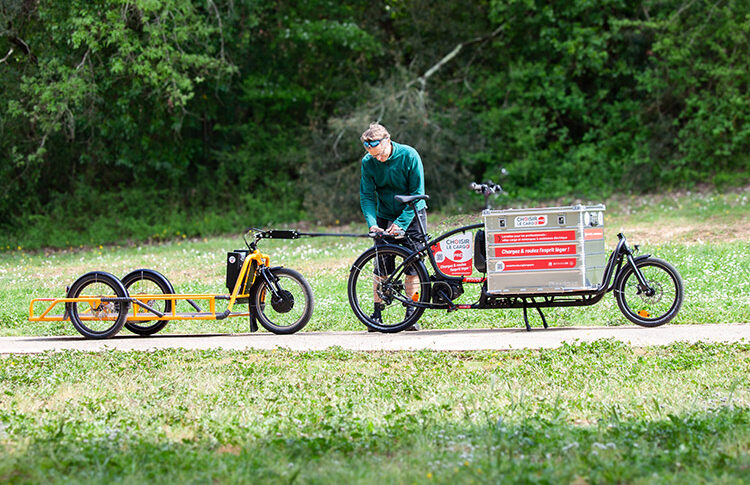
[405,274,420,300]
[373,275,383,303]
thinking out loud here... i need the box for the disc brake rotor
[637,280,663,304]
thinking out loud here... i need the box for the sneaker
[368,303,385,332]
[405,306,420,331]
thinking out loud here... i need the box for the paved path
[1,324,748,354]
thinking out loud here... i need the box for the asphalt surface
[0,324,748,354]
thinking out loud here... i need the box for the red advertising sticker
[431,233,473,276]
[493,230,576,244]
[493,244,577,258]
[494,258,578,272]
[584,228,604,240]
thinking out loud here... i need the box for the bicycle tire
[121,269,174,336]
[252,267,313,334]
[347,244,431,333]
[66,271,129,339]
[614,257,684,327]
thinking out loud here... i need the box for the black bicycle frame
[376,224,651,319]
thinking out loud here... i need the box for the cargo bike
[29,229,314,339]
[347,189,684,332]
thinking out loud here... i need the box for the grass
[0,341,748,483]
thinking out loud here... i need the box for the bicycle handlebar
[469,181,504,195]
[368,231,406,240]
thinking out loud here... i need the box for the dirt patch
[614,220,749,245]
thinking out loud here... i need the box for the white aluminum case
[482,205,606,294]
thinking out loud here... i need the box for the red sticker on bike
[431,234,473,276]
[493,244,577,258]
[493,258,578,272]
[492,230,576,244]
[584,228,604,240]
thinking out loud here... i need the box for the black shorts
[373,210,427,277]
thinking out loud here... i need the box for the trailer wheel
[66,271,129,339]
[121,269,174,336]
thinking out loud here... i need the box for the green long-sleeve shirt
[360,141,426,230]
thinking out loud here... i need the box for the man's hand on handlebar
[386,223,405,237]
[369,224,405,238]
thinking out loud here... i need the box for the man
[359,122,427,331]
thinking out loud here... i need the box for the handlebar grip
[368,232,405,241]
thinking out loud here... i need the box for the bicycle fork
[623,242,654,297]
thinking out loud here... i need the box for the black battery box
[473,230,486,273]
[226,249,252,293]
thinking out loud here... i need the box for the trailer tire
[66,271,129,339]
[122,269,174,336]
[252,267,313,334]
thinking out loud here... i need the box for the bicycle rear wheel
[347,244,431,332]
[614,257,683,327]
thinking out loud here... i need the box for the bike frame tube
[226,249,269,310]
[395,222,484,281]
[372,222,483,310]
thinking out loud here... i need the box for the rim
[351,248,426,329]
[72,281,123,333]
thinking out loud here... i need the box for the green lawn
[1,342,748,483]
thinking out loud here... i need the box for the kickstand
[522,299,549,331]
[536,306,548,329]
[249,312,258,333]
[522,300,531,332]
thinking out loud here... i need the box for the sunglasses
[363,138,386,149]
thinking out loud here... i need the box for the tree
[0,0,236,225]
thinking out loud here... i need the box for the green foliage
[636,1,750,184]
[477,0,750,198]
[1,0,748,246]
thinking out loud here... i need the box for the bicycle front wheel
[252,267,314,334]
[614,257,684,327]
[347,244,431,333]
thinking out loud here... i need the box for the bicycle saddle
[394,194,430,204]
